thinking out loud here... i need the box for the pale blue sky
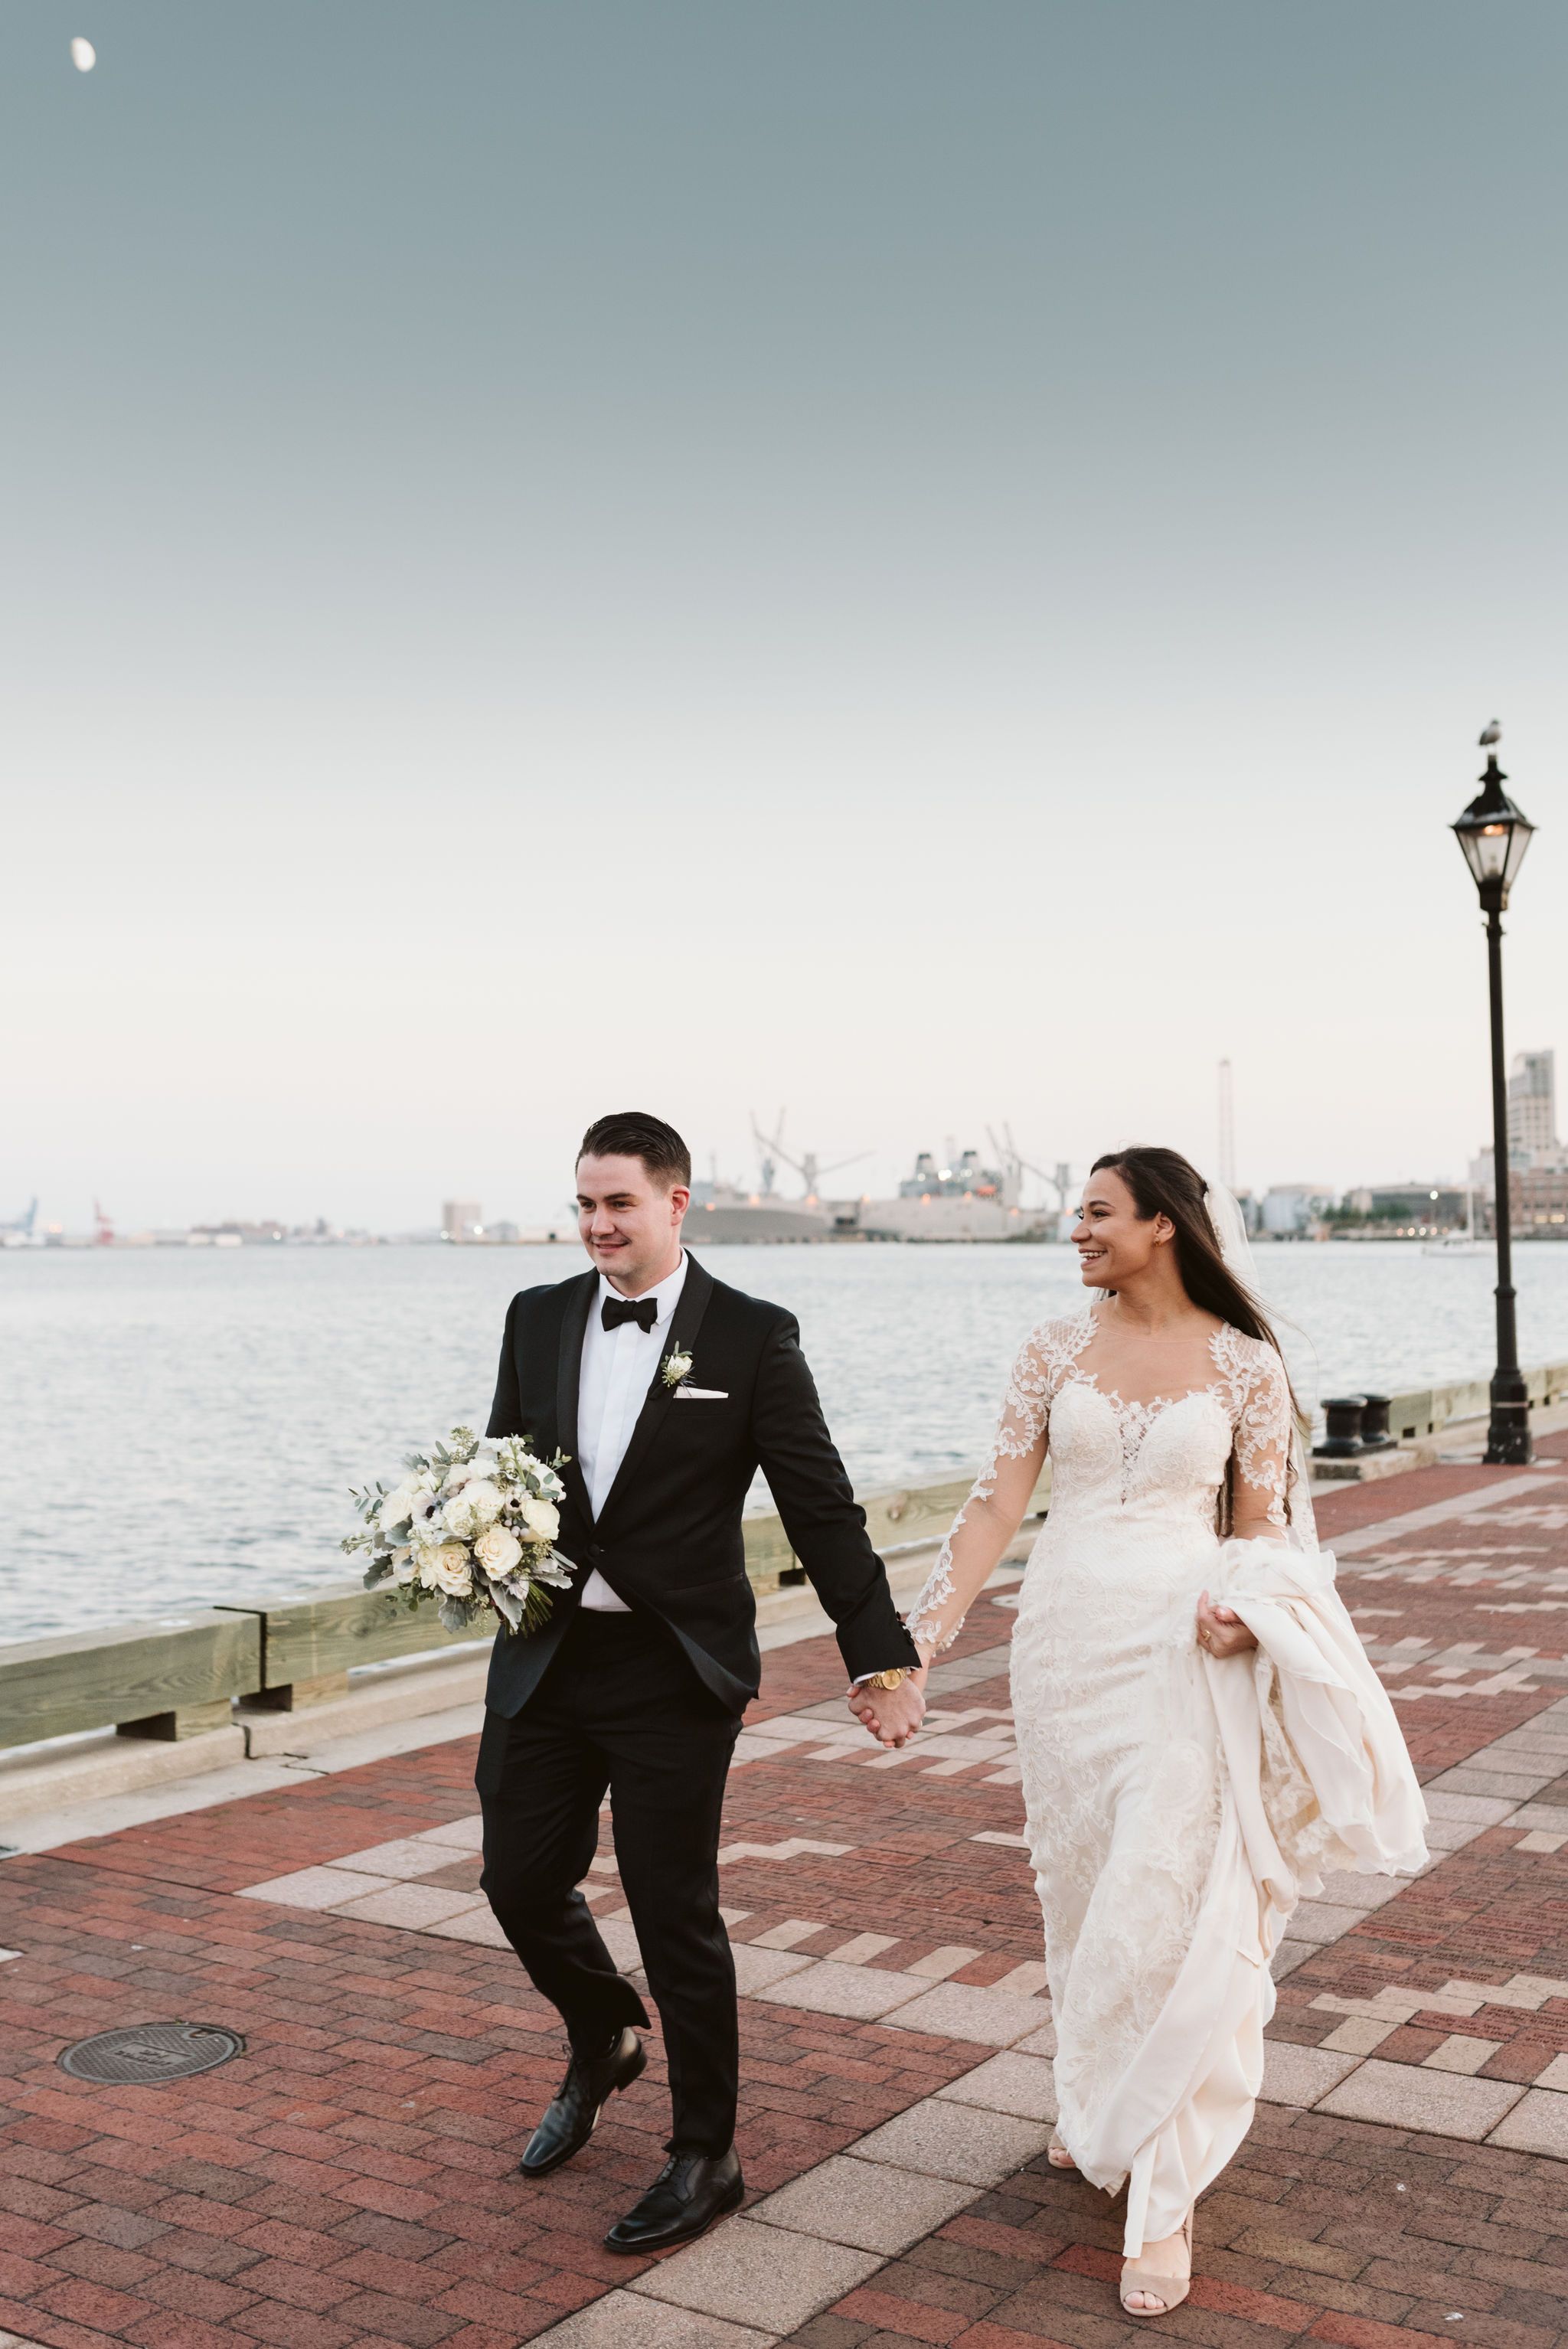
[4,2,1565,1229]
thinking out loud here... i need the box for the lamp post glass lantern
[1452,730,1536,1465]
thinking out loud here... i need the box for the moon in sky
[71,36,96,70]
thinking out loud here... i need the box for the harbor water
[5,1239,1568,1644]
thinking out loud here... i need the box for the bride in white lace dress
[893,1149,1426,2318]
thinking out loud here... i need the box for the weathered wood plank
[741,1514,796,1582]
[1385,1361,1568,1439]
[0,1612,260,1750]
[220,1583,495,1686]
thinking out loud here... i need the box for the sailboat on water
[1423,1186,1489,1257]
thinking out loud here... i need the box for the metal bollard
[1359,1394,1394,1452]
[1314,1397,1367,1458]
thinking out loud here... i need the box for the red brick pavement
[1266,1433,1568,2082]
[779,2103,1568,2349]
[1314,1433,1568,1778]
[0,1599,1044,2349]
[7,1437,1568,2349]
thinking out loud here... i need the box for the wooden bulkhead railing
[2,1361,1564,1763]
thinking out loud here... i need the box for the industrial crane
[750,1110,869,1204]
[987,1125,1073,1216]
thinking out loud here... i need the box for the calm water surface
[5,1240,1568,1642]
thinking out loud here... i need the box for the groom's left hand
[846,1676,926,1749]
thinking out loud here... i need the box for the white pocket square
[674,1386,728,1400]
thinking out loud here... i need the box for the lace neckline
[1068,1310,1232,1413]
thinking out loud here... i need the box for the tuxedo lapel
[554,1269,596,1524]
[596,1252,715,1529]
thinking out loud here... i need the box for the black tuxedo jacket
[482,1250,920,1718]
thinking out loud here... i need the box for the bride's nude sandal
[1046,2131,1078,2172]
[1120,2210,1193,2318]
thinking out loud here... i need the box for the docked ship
[685,1147,1059,1243]
[852,1148,1056,1242]
[684,1181,838,1243]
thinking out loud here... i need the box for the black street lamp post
[1452,726,1537,1465]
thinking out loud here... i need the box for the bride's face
[1073,1167,1172,1286]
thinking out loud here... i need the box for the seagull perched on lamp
[1478,719,1502,748]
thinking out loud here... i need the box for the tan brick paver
[11,1431,1568,2349]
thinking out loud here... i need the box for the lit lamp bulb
[71,36,96,70]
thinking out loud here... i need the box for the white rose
[443,1478,503,1539]
[378,1485,420,1531]
[473,1523,523,1577]
[417,1541,472,1597]
[520,1495,559,1541]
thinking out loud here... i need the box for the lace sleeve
[1217,1330,1291,1535]
[905,1310,1089,1653]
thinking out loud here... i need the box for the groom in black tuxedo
[477,1111,925,2251]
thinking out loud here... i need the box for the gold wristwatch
[861,1668,908,1691]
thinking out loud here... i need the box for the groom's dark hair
[578,1111,691,1191]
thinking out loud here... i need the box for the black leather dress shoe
[518,2028,646,2177]
[603,2146,744,2253]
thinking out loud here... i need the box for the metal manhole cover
[58,2023,244,2084]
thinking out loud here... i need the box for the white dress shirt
[576,1252,689,1611]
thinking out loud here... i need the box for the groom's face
[576,1152,690,1295]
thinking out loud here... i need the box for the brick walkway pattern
[5,1433,1568,2349]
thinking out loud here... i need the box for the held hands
[1196,1589,1258,1661]
[846,1657,930,1749]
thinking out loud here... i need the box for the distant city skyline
[15,1042,1563,1243]
[3,3,1564,1229]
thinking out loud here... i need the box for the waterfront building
[440,1200,482,1242]
[1344,1184,1468,1229]
[1509,1050,1560,1159]
[1468,1049,1560,1199]
[1512,1165,1568,1236]
[1261,1184,1333,1236]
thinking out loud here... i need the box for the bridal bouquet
[342,1426,576,1635]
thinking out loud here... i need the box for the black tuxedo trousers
[478,1609,740,2152]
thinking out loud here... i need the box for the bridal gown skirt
[1011,1504,1270,2255]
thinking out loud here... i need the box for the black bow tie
[603,1295,659,1334]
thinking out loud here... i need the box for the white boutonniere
[662,1345,694,1391]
